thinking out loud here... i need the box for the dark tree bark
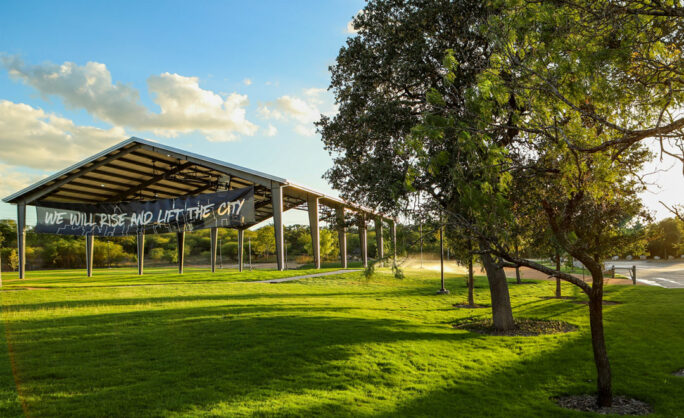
[555,251,562,298]
[480,241,515,330]
[514,240,521,284]
[585,259,612,407]
[468,254,475,306]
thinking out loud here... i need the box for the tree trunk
[586,260,612,407]
[468,254,474,306]
[555,252,562,298]
[514,240,521,284]
[480,242,515,331]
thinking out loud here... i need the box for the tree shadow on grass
[4,301,480,417]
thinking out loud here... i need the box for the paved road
[607,260,684,288]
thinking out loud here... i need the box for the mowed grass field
[0,267,683,417]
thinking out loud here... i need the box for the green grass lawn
[0,268,682,417]
[0,266,352,289]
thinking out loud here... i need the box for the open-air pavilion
[3,137,397,278]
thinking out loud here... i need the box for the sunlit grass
[0,268,682,416]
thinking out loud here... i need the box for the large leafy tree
[318,0,522,329]
[451,0,683,407]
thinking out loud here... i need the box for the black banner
[34,187,255,236]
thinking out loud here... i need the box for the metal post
[238,229,244,272]
[271,185,285,271]
[437,224,449,294]
[85,234,94,277]
[248,236,252,271]
[16,203,26,279]
[210,227,218,273]
[419,223,423,268]
[391,219,397,264]
[375,217,384,264]
[357,214,368,268]
[632,265,637,285]
[136,230,145,275]
[337,206,347,268]
[307,195,321,269]
[177,231,185,274]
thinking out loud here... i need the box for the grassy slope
[0,269,682,417]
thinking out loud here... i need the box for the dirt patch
[453,318,577,336]
[673,368,684,377]
[453,303,489,309]
[539,296,576,300]
[572,300,622,306]
[554,394,652,415]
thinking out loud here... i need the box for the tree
[317,0,519,329]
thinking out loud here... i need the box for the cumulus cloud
[346,10,364,34]
[264,124,278,137]
[0,164,46,199]
[1,56,257,142]
[0,100,125,170]
[258,88,335,136]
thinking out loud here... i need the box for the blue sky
[0,0,681,226]
[0,0,364,226]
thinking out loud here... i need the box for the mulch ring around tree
[453,303,489,309]
[452,318,577,336]
[539,296,577,301]
[554,394,652,415]
[673,368,684,377]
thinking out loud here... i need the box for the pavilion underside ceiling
[30,142,306,225]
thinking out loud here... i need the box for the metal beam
[16,203,26,279]
[359,214,368,268]
[137,231,145,275]
[308,195,320,269]
[21,145,140,204]
[238,229,244,272]
[140,143,275,188]
[336,206,347,268]
[271,185,285,270]
[210,227,218,273]
[177,231,185,274]
[376,217,384,262]
[85,234,94,277]
[108,162,193,201]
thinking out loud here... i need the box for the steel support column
[16,203,26,279]
[85,234,94,277]
[177,231,185,274]
[307,195,320,269]
[375,217,384,262]
[336,206,347,268]
[136,230,145,275]
[238,229,244,272]
[391,219,397,264]
[271,185,285,271]
[210,227,218,273]
[359,214,368,268]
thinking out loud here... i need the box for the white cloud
[257,88,335,137]
[346,10,364,34]
[264,124,278,137]
[0,100,126,170]
[0,164,46,199]
[1,56,258,142]
[243,78,252,86]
